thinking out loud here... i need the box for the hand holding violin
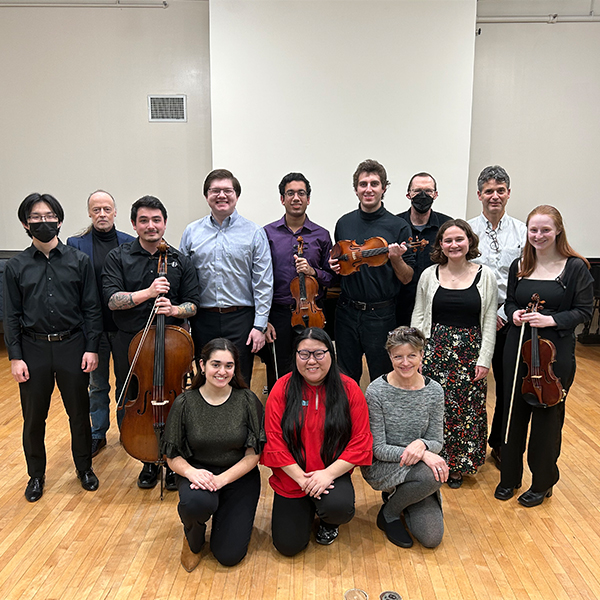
[294,254,316,277]
[513,309,556,328]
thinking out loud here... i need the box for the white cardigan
[411,263,498,368]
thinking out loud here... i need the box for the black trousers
[334,300,395,384]
[19,332,92,478]
[177,465,261,566]
[271,472,356,557]
[269,302,300,378]
[488,322,508,450]
[500,397,565,492]
[190,307,255,386]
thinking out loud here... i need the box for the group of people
[3,160,593,570]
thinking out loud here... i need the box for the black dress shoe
[447,473,463,489]
[494,482,522,501]
[376,505,413,548]
[165,467,177,491]
[91,438,107,458]
[517,487,553,508]
[77,469,99,491]
[138,463,159,489]
[25,477,45,502]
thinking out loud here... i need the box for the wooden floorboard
[0,340,599,600]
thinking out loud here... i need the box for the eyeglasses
[207,188,236,197]
[28,213,58,223]
[297,349,329,361]
[285,190,308,199]
[408,189,436,197]
[486,228,500,253]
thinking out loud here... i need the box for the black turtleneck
[333,203,414,303]
[92,226,119,331]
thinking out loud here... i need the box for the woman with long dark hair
[495,205,593,507]
[362,327,447,549]
[161,338,265,571]
[412,219,498,488]
[263,327,372,556]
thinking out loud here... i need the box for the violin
[119,241,195,467]
[290,236,326,330]
[331,236,427,276]
[521,293,565,408]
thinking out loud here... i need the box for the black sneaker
[91,438,107,458]
[315,522,339,545]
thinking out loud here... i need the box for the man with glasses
[180,169,273,387]
[396,172,452,325]
[67,190,134,457]
[263,172,335,377]
[329,159,415,384]
[4,193,103,502]
[468,165,527,468]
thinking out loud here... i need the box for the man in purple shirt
[263,173,335,376]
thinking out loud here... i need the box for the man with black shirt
[396,172,452,325]
[4,193,103,502]
[102,196,200,490]
[330,159,414,383]
[67,190,134,457]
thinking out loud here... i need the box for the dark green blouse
[161,387,266,469]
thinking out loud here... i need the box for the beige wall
[0,0,212,249]
[467,20,600,257]
[210,0,477,235]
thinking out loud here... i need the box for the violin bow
[504,321,527,445]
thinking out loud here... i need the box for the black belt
[341,298,395,311]
[23,327,81,342]
[203,306,245,314]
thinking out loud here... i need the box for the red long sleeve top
[262,372,373,498]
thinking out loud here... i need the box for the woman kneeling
[362,327,447,548]
[161,338,265,570]
[263,328,372,556]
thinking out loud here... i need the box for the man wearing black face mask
[3,193,103,502]
[396,172,452,325]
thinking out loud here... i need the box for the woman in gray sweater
[362,327,447,548]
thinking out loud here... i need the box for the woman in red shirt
[263,327,372,556]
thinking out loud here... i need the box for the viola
[331,236,426,276]
[119,241,195,466]
[290,236,326,330]
[521,293,565,408]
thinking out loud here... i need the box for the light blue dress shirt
[179,209,273,328]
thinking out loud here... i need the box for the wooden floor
[1,341,599,600]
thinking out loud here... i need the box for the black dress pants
[177,465,261,566]
[488,322,508,450]
[271,472,356,557]
[334,300,395,384]
[19,332,92,478]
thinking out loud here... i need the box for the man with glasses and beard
[396,172,452,326]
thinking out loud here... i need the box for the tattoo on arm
[109,292,136,310]
[175,302,197,318]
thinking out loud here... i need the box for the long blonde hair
[518,205,589,278]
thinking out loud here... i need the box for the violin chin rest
[523,392,547,408]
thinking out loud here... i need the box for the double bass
[118,241,195,483]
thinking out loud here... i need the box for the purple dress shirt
[263,215,335,305]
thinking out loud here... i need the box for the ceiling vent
[148,95,187,122]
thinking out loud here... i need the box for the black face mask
[29,221,60,243]
[411,191,435,214]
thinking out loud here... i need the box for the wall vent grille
[148,95,187,122]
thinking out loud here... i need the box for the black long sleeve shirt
[3,241,103,360]
[102,238,201,334]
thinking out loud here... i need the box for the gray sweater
[361,375,444,491]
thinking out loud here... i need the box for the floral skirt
[422,323,487,474]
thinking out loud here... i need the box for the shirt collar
[482,212,509,231]
[275,214,315,233]
[30,239,65,258]
[210,208,239,229]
